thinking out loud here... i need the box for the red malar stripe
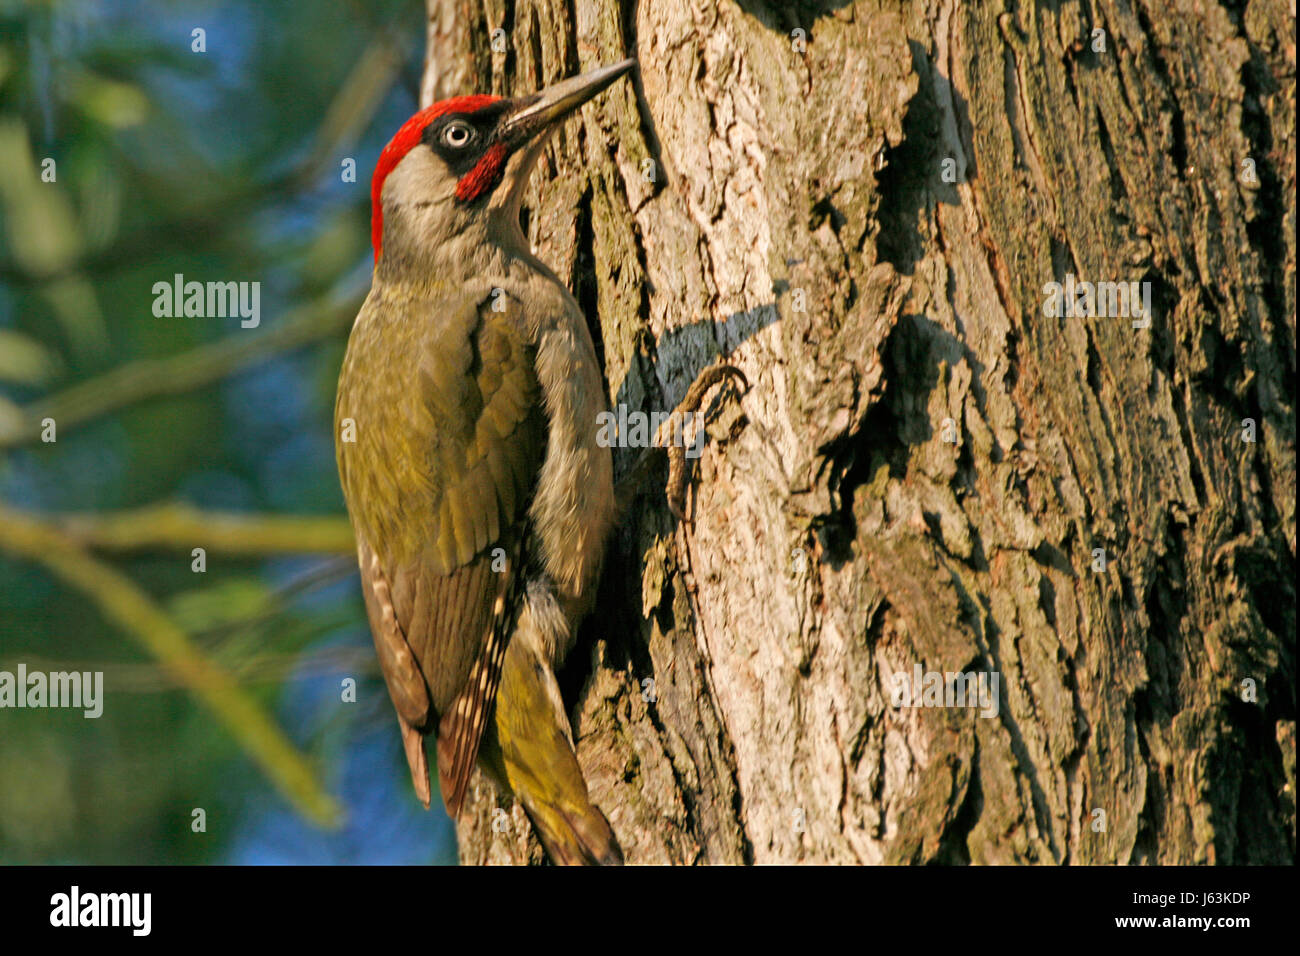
[454,142,509,204]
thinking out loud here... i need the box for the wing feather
[340,291,546,818]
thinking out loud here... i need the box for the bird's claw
[664,360,748,520]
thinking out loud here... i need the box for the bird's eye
[441,123,474,148]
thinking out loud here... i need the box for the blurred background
[0,0,458,863]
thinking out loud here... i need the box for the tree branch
[51,502,355,555]
[0,286,362,451]
[0,503,344,828]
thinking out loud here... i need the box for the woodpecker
[334,61,637,864]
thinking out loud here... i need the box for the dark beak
[501,58,637,144]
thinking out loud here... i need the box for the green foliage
[0,0,441,864]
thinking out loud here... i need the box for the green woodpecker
[335,61,636,864]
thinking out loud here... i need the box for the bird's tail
[517,777,623,866]
[479,619,623,865]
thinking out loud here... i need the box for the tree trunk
[424,0,1295,865]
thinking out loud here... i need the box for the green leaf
[0,330,62,385]
[69,71,150,129]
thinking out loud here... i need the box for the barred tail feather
[435,541,523,818]
[435,635,505,818]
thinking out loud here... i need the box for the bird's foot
[614,359,748,521]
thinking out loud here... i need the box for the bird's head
[370,58,636,272]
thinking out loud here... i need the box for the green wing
[338,289,546,816]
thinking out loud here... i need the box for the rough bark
[423,0,1295,865]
